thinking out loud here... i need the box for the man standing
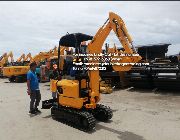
[27,62,41,114]
[49,64,60,100]
[49,64,60,80]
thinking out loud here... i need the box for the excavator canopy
[59,33,93,48]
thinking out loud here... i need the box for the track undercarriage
[42,100,113,131]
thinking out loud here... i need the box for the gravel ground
[0,78,180,140]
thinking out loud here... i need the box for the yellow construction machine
[0,51,14,67]
[0,53,8,62]
[39,47,68,82]
[12,53,26,66]
[3,48,58,82]
[99,43,129,91]
[42,12,141,131]
[24,53,33,62]
[100,43,120,94]
[16,53,25,62]
[0,51,14,76]
[23,53,33,65]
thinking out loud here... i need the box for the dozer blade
[42,99,55,109]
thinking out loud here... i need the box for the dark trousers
[30,90,41,111]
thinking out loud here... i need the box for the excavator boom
[0,51,14,67]
[17,54,25,62]
[24,53,33,61]
[87,12,141,102]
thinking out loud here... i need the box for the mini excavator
[42,12,142,131]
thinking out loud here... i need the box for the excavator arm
[31,46,61,64]
[0,51,14,67]
[24,53,33,61]
[31,51,56,64]
[87,12,141,106]
[17,54,25,62]
[8,51,14,63]
[88,12,135,54]
[0,53,7,61]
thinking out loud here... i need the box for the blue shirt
[27,70,39,91]
[70,67,77,77]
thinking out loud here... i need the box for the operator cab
[59,33,93,97]
[59,33,93,77]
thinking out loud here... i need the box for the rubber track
[93,104,113,122]
[51,105,96,132]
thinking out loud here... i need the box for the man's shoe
[35,108,41,113]
[29,110,36,115]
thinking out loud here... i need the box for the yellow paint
[59,95,85,109]
[50,79,58,92]
[2,47,66,77]
[56,79,79,98]
[81,79,87,89]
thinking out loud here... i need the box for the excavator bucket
[42,99,55,109]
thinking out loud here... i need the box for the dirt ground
[0,78,180,140]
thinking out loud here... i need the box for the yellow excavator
[0,51,14,67]
[0,51,14,76]
[24,53,33,62]
[10,52,32,67]
[12,53,26,66]
[23,53,33,65]
[100,43,128,91]
[16,53,25,62]
[0,53,8,61]
[39,47,68,82]
[100,43,120,94]
[42,12,142,131]
[3,48,58,82]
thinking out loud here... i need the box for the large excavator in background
[39,47,68,82]
[10,52,33,67]
[0,53,8,61]
[42,12,141,131]
[12,53,26,66]
[0,51,14,67]
[23,53,33,65]
[16,53,25,63]
[24,53,33,62]
[100,43,127,91]
[99,43,121,93]
[3,47,59,82]
[0,51,14,77]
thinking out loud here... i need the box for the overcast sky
[0,1,180,59]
